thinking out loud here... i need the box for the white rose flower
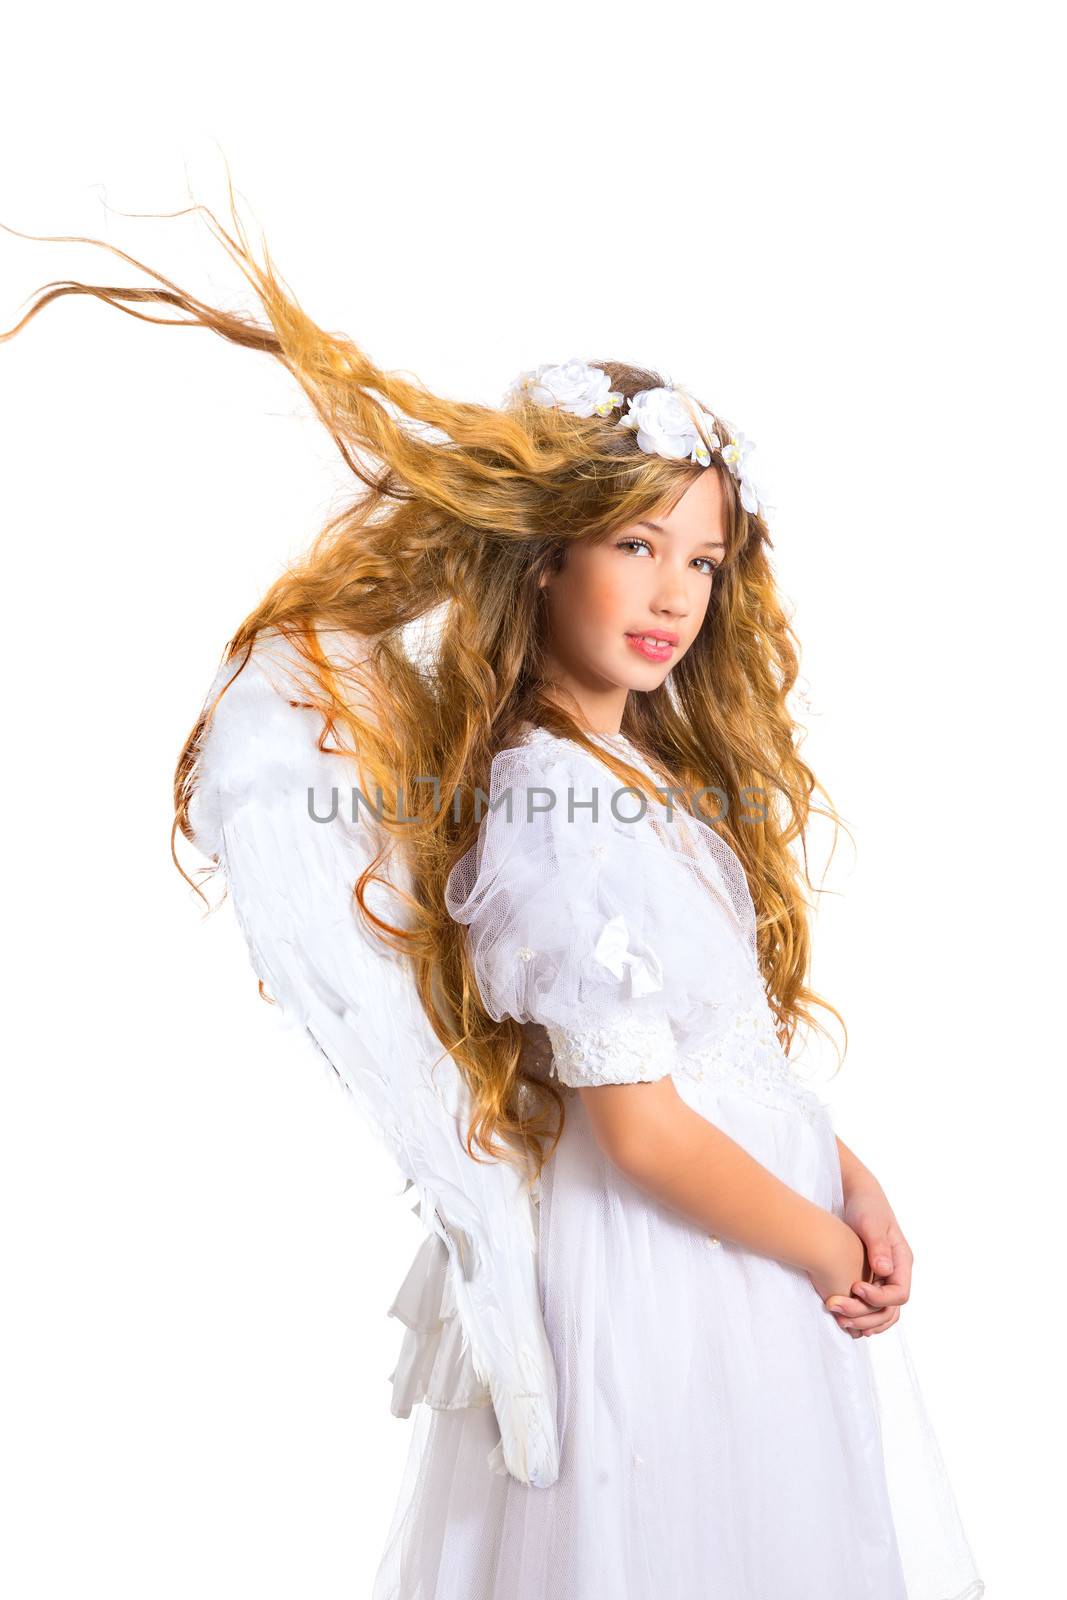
[500,361,766,511]
[503,358,623,419]
[616,387,721,467]
[720,429,761,514]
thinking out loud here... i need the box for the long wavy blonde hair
[2,183,850,1187]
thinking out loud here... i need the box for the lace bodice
[679,1003,825,1125]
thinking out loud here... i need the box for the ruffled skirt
[374,1071,985,1600]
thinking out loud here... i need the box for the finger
[824,1293,869,1317]
[850,1279,907,1310]
[838,1306,900,1333]
[868,1240,895,1277]
[845,1316,897,1338]
[861,1309,901,1336]
[881,1239,914,1299]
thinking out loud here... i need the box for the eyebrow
[637,518,725,552]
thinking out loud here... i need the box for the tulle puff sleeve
[444,730,764,1089]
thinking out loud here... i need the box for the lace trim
[545,1000,826,1127]
[545,1010,675,1088]
[676,1005,825,1126]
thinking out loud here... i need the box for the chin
[617,655,672,684]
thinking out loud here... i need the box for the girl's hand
[824,1183,913,1338]
[806,1217,867,1304]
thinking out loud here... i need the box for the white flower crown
[502,357,761,515]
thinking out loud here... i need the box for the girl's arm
[836,1134,884,1202]
[580,1076,864,1295]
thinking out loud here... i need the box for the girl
[3,193,985,1599]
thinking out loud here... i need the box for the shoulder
[488,725,634,786]
[476,731,642,842]
[485,728,676,829]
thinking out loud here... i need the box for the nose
[652,564,692,620]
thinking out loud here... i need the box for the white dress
[188,634,985,1600]
[374,727,986,1600]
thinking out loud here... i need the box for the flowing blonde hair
[1,181,850,1187]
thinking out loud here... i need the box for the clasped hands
[815,1183,912,1339]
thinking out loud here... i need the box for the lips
[625,632,677,662]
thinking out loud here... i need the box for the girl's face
[537,468,726,734]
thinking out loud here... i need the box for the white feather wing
[186,635,560,1488]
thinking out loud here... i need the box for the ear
[538,548,566,590]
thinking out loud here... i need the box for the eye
[616,537,719,577]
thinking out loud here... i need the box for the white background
[1,3,1059,1594]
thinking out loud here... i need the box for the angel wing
[185,629,560,1487]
